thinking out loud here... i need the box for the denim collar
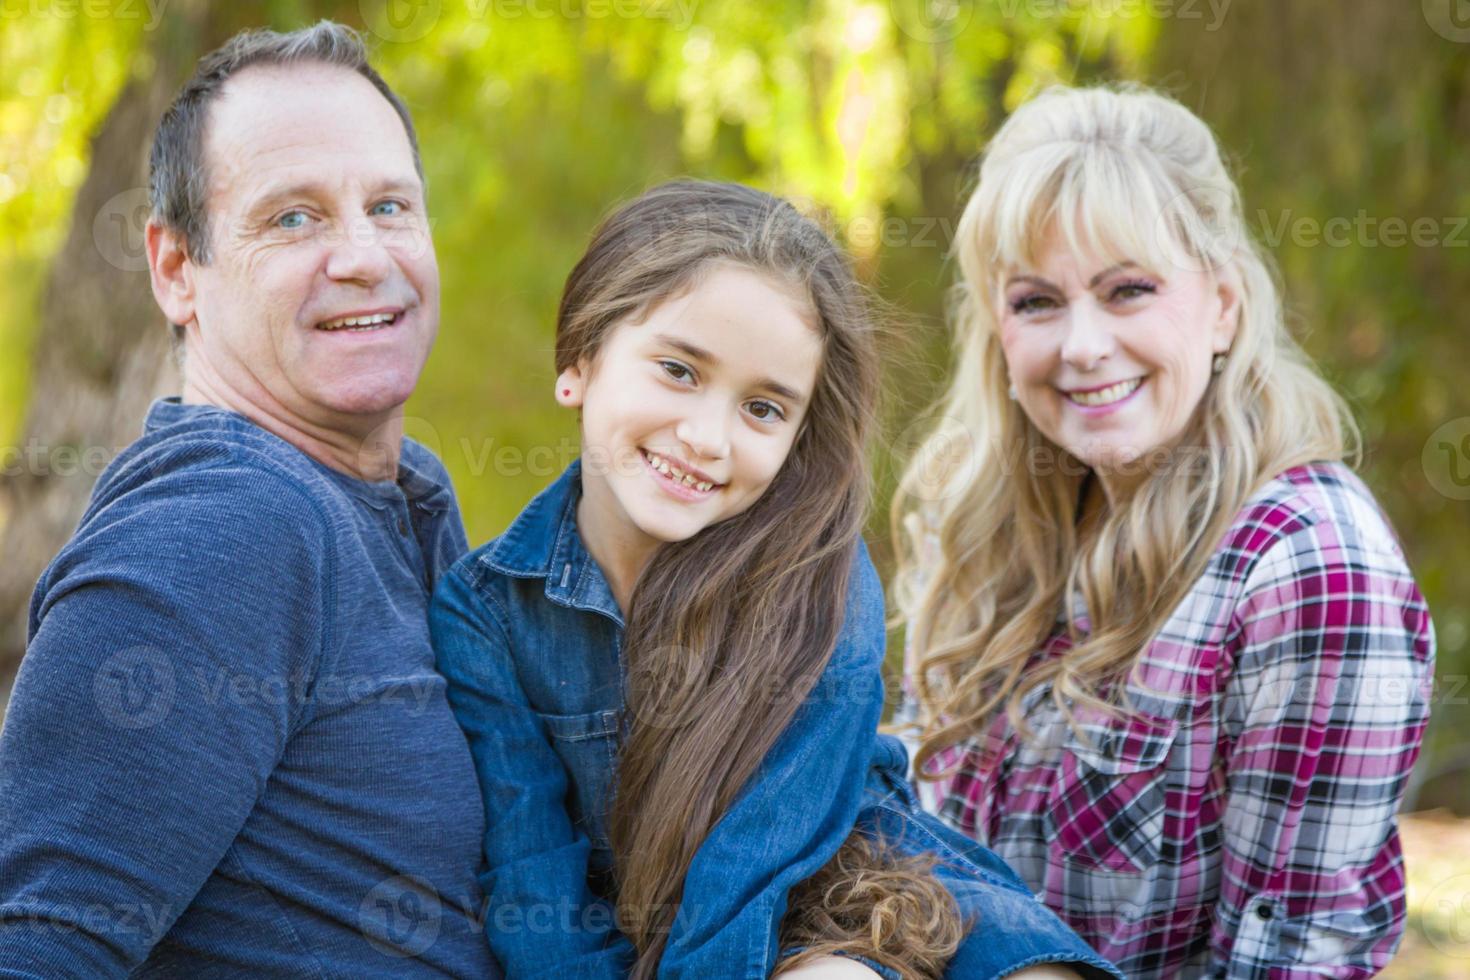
[143,397,453,514]
[476,458,623,627]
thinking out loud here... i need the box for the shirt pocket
[1042,711,1178,875]
[538,708,621,851]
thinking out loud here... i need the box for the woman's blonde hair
[892,83,1358,775]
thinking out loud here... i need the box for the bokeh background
[2,0,1468,971]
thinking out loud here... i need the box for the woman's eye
[1010,294,1057,315]
[747,400,786,423]
[1109,280,1157,302]
[277,210,309,230]
[370,200,403,217]
[659,360,694,384]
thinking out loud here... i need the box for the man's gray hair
[148,20,423,268]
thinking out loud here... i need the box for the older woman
[893,83,1434,978]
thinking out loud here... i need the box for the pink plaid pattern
[900,463,1434,978]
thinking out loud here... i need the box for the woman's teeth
[318,312,397,331]
[1066,377,1143,407]
[644,451,715,492]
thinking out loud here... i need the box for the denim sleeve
[0,466,326,978]
[429,565,635,980]
[656,540,888,980]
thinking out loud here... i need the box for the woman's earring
[1212,353,1227,375]
[1007,384,1018,401]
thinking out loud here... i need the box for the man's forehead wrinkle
[201,73,419,215]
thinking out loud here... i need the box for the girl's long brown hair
[556,181,961,977]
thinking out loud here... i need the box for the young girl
[430,180,1122,979]
[893,84,1435,978]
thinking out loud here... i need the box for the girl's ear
[555,362,586,408]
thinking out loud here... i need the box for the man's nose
[324,216,393,285]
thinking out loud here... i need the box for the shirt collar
[477,458,623,626]
[142,397,453,514]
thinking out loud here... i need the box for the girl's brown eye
[747,400,785,424]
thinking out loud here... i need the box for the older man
[0,23,499,978]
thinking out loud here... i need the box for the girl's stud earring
[1007,384,1018,401]
[562,389,571,396]
[1212,353,1227,375]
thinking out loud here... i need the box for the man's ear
[555,361,588,408]
[146,219,196,330]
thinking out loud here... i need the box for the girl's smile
[556,262,822,592]
[639,448,723,499]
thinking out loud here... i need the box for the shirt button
[1255,903,1274,920]
[397,518,408,535]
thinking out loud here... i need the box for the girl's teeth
[645,451,716,493]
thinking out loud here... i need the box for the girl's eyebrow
[1004,262,1142,291]
[653,333,808,405]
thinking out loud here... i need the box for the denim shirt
[430,459,896,979]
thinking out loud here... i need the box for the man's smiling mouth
[316,310,403,332]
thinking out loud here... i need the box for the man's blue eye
[371,201,403,217]
[278,211,307,230]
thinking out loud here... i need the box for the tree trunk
[0,2,236,705]
[1148,2,1470,813]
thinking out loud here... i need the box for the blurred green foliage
[1,2,1465,798]
[0,13,146,438]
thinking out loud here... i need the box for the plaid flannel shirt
[899,462,1434,978]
